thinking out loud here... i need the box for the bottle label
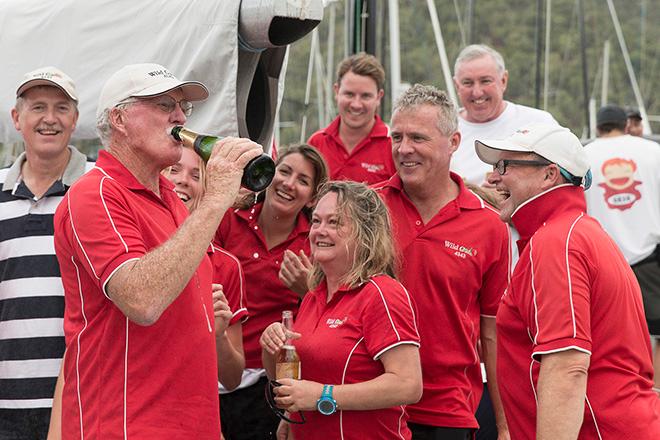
[276,361,301,380]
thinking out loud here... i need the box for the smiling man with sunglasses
[476,123,660,439]
[52,63,263,439]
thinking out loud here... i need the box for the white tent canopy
[0,0,323,145]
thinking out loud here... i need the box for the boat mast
[606,0,652,134]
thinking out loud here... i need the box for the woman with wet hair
[260,181,423,439]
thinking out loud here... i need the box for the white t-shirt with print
[584,135,660,264]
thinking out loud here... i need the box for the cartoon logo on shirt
[444,240,478,259]
[361,163,385,174]
[326,316,349,328]
[598,158,642,211]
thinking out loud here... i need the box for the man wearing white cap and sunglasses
[476,123,660,439]
[0,66,93,439]
[53,63,263,439]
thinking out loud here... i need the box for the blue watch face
[317,397,336,415]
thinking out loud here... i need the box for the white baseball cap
[96,63,209,119]
[475,123,590,178]
[16,66,78,102]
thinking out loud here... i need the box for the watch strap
[317,384,337,415]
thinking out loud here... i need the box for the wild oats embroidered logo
[598,158,642,211]
[326,316,349,329]
[147,69,175,79]
[445,240,478,259]
[361,163,385,173]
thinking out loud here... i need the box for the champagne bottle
[170,125,275,192]
[276,310,301,380]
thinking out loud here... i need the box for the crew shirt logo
[326,316,349,328]
[361,163,385,174]
[598,158,642,211]
[445,240,478,259]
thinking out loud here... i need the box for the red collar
[234,201,311,236]
[322,115,389,141]
[95,150,176,195]
[379,172,486,211]
[311,279,362,304]
[511,184,587,240]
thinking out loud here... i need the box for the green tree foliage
[278,0,660,146]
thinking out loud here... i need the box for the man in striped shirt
[0,67,91,438]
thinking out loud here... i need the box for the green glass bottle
[171,126,275,192]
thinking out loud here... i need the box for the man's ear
[11,107,21,132]
[448,131,461,154]
[501,70,509,93]
[71,109,79,132]
[109,107,128,137]
[542,164,563,189]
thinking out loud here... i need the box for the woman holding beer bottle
[260,181,423,440]
[214,144,329,439]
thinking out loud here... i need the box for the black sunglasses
[265,380,306,424]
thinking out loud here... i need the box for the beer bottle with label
[276,310,300,380]
[170,125,275,192]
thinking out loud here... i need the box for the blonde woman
[164,146,247,391]
[260,181,423,439]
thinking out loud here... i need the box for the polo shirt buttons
[415,220,422,226]
[253,252,259,259]
[254,226,258,230]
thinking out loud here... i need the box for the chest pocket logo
[444,240,478,259]
[326,316,349,329]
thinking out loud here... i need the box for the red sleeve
[362,276,420,360]
[210,245,248,325]
[526,235,593,359]
[66,176,145,294]
[478,220,510,317]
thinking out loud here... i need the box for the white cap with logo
[16,66,78,102]
[474,123,590,179]
[96,63,209,120]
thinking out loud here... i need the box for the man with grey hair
[452,44,557,185]
[477,123,660,438]
[0,66,92,439]
[53,63,262,438]
[375,84,510,439]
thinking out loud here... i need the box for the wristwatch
[316,384,337,415]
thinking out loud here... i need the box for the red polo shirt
[214,202,310,368]
[376,173,509,428]
[498,184,660,439]
[308,115,395,184]
[54,151,220,440]
[208,244,248,325]
[291,275,420,440]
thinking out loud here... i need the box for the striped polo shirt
[0,146,92,409]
